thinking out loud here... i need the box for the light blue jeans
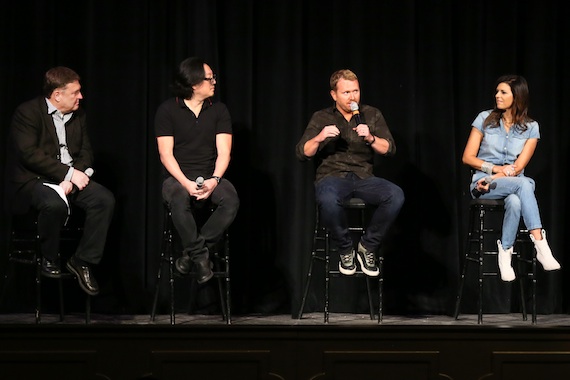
[471,175,542,249]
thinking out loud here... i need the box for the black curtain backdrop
[1,0,568,317]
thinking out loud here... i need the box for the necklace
[502,116,513,127]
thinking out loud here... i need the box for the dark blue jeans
[315,173,404,254]
[162,176,239,262]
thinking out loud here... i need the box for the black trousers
[17,180,115,265]
[162,176,239,262]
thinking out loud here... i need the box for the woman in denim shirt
[462,74,560,282]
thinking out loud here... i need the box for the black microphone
[471,176,496,198]
[350,101,362,125]
[196,176,204,189]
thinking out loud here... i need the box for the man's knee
[392,186,405,207]
[101,188,115,210]
[40,198,68,217]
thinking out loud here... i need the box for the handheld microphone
[70,168,94,196]
[471,176,496,198]
[196,176,205,189]
[350,102,362,125]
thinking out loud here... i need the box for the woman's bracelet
[481,161,494,175]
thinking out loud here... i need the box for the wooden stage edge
[1,313,570,379]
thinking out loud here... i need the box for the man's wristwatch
[212,176,222,184]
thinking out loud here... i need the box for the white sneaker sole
[357,254,379,277]
[338,262,356,275]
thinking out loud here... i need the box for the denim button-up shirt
[471,109,540,183]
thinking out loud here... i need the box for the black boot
[194,259,213,284]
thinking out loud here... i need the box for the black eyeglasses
[204,74,217,83]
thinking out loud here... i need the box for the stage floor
[1,311,569,327]
[2,312,570,379]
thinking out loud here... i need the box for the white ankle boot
[497,240,516,282]
[530,229,561,271]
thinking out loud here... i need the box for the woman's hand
[475,177,493,193]
[500,164,517,177]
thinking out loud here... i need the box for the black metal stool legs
[186,240,232,324]
[297,219,324,320]
[3,212,91,324]
[151,206,231,325]
[150,208,175,324]
[35,255,42,323]
[377,255,384,323]
[297,199,383,324]
[477,205,485,324]
[216,237,232,324]
[324,229,331,323]
[514,235,538,324]
[454,200,537,324]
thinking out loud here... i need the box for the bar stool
[454,199,537,324]
[150,204,231,325]
[1,210,91,324]
[297,198,383,323]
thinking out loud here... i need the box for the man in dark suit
[6,66,115,296]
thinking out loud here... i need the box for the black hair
[170,57,206,98]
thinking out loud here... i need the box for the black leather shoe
[66,257,99,296]
[41,258,61,278]
[175,255,191,275]
[194,259,214,284]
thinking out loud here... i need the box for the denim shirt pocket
[510,134,528,158]
[480,127,503,158]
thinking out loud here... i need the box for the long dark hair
[170,57,206,99]
[483,74,533,132]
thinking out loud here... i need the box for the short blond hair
[329,69,358,90]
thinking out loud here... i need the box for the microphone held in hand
[70,168,94,196]
[350,101,362,125]
[471,176,496,198]
[196,176,205,189]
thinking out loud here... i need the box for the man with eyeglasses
[296,69,404,278]
[155,57,239,284]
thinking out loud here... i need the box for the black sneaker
[339,249,356,275]
[356,242,379,277]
